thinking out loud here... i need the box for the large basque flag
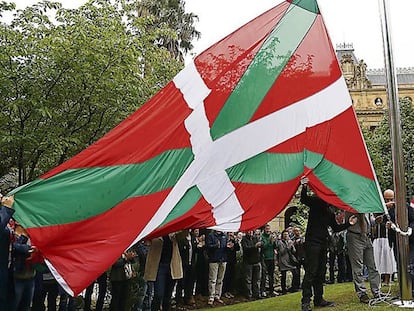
[11,0,385,295]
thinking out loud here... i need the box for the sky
[6,0,414,69]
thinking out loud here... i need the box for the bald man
[383,189,414,298]
[383,189,414,254]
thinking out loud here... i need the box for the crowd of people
[1,179,413,311]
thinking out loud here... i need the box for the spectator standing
[276,230,299,294]
[84,272,108,311]
[206,230,228,306]
[31,264,60,311]
[144,234,183,311]
[345,211,381,303]
[0,195,15,310]
[109,249,136,311]
[176,230,197,307]
[372,211,396,286]
[134,240,153,311]
[222,232,240,299]
[12,221,38,311]
[382,189,414,296]
[326,227,339,284]
[260,224,276,297]
[193,229,208,297]
[241,230,262,300]
[291,227,305,290]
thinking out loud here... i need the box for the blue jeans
[152,263,174,311]
[13,278,35,311]
[136,280,153,311]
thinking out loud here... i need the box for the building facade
[337,43,414,129]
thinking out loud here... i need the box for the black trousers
[261,259,275,293]
[110,280,130,311]
[84,272,107,311]
[301,242,327,304]
[176,263,195,303]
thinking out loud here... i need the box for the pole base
[393,300,414,308]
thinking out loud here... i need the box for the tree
[363,97,414,199]
[0,0,195,185]
[134,0,200,61]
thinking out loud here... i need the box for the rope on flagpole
[389,221,413,236]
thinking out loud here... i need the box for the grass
[199,282,406,311]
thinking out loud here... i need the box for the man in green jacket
[260,224,277,297]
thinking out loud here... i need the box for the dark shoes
[214,297,225,304]
[301,302,312,311]
[359,294,370,304]
[186,296,196,306]
[314,299,335,307]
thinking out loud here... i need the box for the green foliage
[134,0,200,61]
[0,0,199,184]
[363,97,414,198]
[289,203,308,234]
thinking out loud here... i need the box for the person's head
[293,227,301,237]
[335,211,345,223]
[383,189,394,207]
[281,230,290,240]
[264,224,271,234]
[246,230,253,237]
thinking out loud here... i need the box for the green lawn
[199,282,407,310]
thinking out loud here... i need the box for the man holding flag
[300,177,357,311]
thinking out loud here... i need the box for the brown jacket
[144,234,183,281]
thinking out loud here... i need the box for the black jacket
[301,186,349,246]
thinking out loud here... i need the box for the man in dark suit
[300,178,356,311]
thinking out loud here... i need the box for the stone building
[336,43,414,129]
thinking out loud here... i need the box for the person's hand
[255,241,262,248]
[385,201,395,209]
[125,251,135,260]
[349,215,358,225]
[1,195,14,209]
[29,246,38,254]
[300,176,309,185]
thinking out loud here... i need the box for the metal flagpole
[378,0,413,307]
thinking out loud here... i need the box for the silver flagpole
[378,0,413,306]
